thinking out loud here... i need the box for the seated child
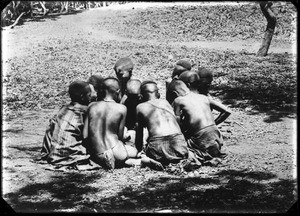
[83,77,138,170]
[87,74,104,101]
[168,79,230,164]
[196,67,213,96]
[135,81,190,170]
[120,79,142,144]
[166,59,192,104]
[179,71,231,126]
[178,70,200,92]
[113,57,134,97]
[41,81,93,168]
[172,59,193,79]
[120,79,142,130]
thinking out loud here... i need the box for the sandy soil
[1,2,297,213]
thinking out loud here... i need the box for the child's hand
[123,134,131,142]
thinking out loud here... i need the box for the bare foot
[141,157,164,171]
[125,158,142,167]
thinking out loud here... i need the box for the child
[41,81,93,168]
[119,79,142,145]
[83,77,138,170]
[135,81,190,170]
[179,71,231,126]
[113,57,134,97]
[178,70,200,92]
[172,59,193,79]
[168,79,230,164]
[87,74,104,101]
[196,67,213,96]
[166,59,192,104]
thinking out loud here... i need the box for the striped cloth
[41,102,90,168]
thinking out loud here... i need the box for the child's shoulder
[68,102,88,113]
[113,102,127,112]
[136,101,147,109]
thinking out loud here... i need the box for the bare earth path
[2,2,297,213]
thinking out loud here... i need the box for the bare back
[87,101,126,154]
[174,92,215,134]
[137,99,181,137]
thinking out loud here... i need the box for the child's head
[87,74,104,101]
[126,79,141,95]
[196,67,213,95]
[178,71,200,92]
[103,77,121,103]
[167,79,190,103]
[140,80,160,102]
[114,57,134,84]
[171,59,192,79]
[126,79,142,101]
[68,81,92,105]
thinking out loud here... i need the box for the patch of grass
[102,3,296,42]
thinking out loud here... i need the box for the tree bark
[257,2,277,57]
[1,12,25,30]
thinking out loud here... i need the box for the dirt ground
[2,2,297,213]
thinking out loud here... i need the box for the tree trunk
[39,1,48,16]
[257,2,277,57]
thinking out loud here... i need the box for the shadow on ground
[211,52,296,123]
[3,171,105,213]
[100,169,297,213]
[96,169,296,213]
[3,168,297,213]
[12,10,85,27]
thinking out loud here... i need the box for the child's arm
[118,106,127,141]
[135,108,144,152]
[209,98,231,125]
[120,94,128,104]
[82,107,90,148]
[173,99,181,124]
[83,105,91,139]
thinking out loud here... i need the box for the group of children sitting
[40,57,231,172]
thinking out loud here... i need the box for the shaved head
[176,59,192,70]
[196,67,213,95]
[197,67,213,79]
[179,71,200,90]
[126,79,141,95]
[114,57,134,72]
[141,81,158,93]
[168,79,189,97]
[172,59,192,78]
[140,81,159,100]
[103,77,120,94]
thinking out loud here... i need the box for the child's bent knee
[125,145,138,158]
[113,143,128,161]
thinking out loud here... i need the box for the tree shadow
[8,145,41,157]
[3,171,106,213]
[211,52,296,123]
[96,169,297,213]
[14,10,85,27]
[2,167,297,213]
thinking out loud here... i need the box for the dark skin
[166,60,192,104]
[87,74,104,101]
[120,79,141,130]
[79,84,93,106]
[114,57,133,96]
[171,80,231,136]
[177,71,230,127]
[135,83,182,152]
[196,67,213,96]
[83,79,137,165]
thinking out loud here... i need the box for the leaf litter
[2,2,297,213]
